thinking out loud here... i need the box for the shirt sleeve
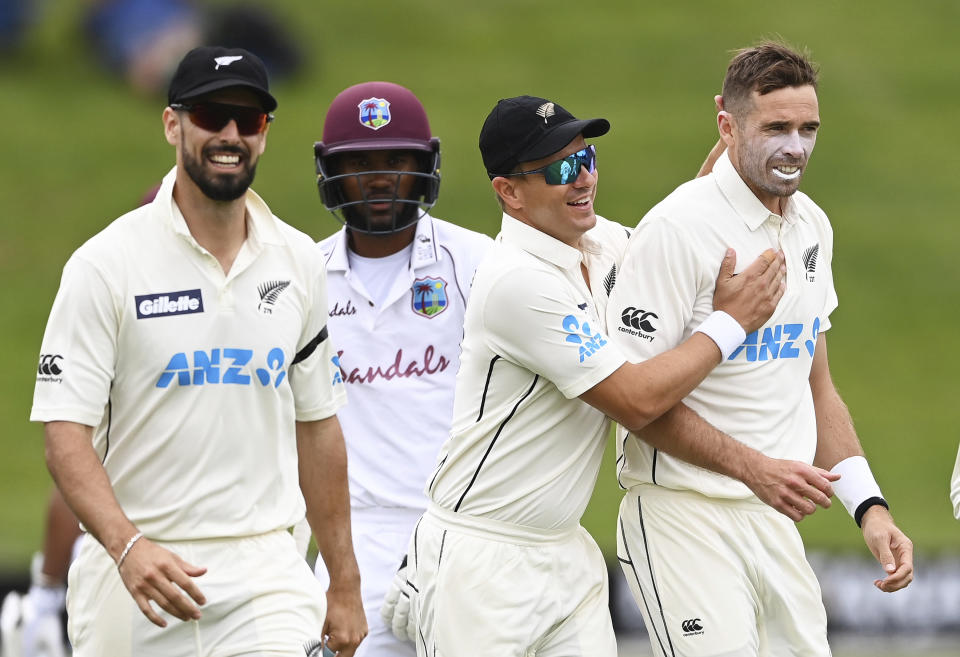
[30,255,119,427]
[606,215,703,363]
[288,258,347,421]
[481,266,625,399]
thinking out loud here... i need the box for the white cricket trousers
[66,529,327,657]
[315,506,421,657]
[410,504,617,657]
[617,485,830,657]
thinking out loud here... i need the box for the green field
[2,0,958,573]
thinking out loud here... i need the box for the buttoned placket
[177,229,264,315]
[766,211,801,294]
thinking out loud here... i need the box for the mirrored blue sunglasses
[506,144,597,185]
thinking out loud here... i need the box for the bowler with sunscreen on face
[608,40,914,657]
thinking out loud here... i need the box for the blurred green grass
[2,0,958,570]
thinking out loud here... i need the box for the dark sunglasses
[504,145,597,185]
[170,102,274,136]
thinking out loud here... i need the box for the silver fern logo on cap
[535,102,556,123]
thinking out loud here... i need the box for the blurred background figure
[82,0,303,95]
[0,0,37,53]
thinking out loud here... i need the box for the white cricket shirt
[31,167,346,540]
[427,213,628,531]
[318,213,493,511]
[608,151,838,499]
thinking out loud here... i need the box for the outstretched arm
[809,334,914,592]
[696,139,726,178]
[297,417,367,656]
[634,404,838,522]
[583,247,784,432]
[695,96,728,178]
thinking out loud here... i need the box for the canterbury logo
[535,102,556,122]
[681,618,703,633]
[38,354,63,376]
[214,55,243,70]
[621,306,658,333]
[803,243,819,282]
[258,280,290,314]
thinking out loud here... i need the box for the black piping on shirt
[454,373,539,512]
[292,326,329,365]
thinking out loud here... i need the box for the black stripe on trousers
[619,498,676,656]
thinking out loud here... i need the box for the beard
[341,198,420,233]
[182,144,257,202]
[737,148,805,200]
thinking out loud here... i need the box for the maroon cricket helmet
[314,81,441,234]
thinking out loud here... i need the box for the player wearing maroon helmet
[312,81,492,657]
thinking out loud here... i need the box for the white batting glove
[20,586,68,657]
[22,552,69,657]
[1,591,25,657]
[0,554,69,657]
[380,555,416,643]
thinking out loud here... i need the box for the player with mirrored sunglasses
[381,94,800,657]
[493,144,596,185]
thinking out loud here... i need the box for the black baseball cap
[479,95,609,177]
[168,46,277,112]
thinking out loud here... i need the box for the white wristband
[830,456,885,523]
[693,311,746,361]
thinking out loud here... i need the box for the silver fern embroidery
[802,244,819,282]
[603,264,618,296]
[258,280,291,314]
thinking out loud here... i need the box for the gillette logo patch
[135,289,204,319]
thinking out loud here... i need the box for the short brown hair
[722,41,819,118]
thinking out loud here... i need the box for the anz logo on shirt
[727,318,821,362]
[156,347,287,389]
[562,315,607,363]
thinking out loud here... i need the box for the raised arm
[694,96,728,177]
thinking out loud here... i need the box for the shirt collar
[154,166,284,249]
[498,213,583,271]
[326,210,440,273]
[713,151,805,230]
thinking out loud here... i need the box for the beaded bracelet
[116,531,144,571]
